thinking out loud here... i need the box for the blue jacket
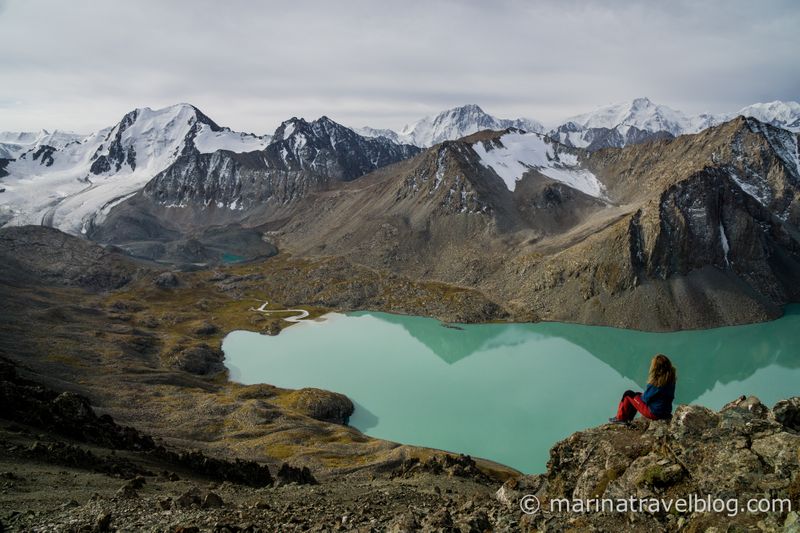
[641,382,675,419]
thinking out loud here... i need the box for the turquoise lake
[223,306,800,473]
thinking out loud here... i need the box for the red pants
[616,390,656,421]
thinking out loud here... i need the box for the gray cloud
[0,0,798,133]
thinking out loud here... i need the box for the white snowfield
[193,123,271,154]
[0,104,272,235]
[471,131,606,198]
[0,130,85,159]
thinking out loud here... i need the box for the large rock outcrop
[498,396,800,532]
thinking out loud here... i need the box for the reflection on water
[362,308,800,405]
[224,306,800,473]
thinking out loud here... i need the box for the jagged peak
[630,96,654,107]
[443,104,486,115]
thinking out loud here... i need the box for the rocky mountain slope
[87,115,419,262]
[253,117,800,330]
[90,114,800,329]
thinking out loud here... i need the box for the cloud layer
[0,0,797,134]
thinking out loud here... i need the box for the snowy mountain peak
[630,96,654,109]
[273,117,306,142]
[566,97,689,136]
[734,101,800,132]
[364,104,545,148]
[0,103,270,234]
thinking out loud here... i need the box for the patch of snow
[194,124,270,154]
[728,170,768,205]
[433,148,446,190]
[471,131,606,197]
[719,223,730,266]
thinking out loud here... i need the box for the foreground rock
[499,395,800,531]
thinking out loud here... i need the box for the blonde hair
[648,353,676,388]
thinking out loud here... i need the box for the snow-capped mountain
[351,126,404,144]
[550,97,800,151]
[733,101,800,132]
[270,116,419,180]
[563,97,690,136]
[140,115,420,215]
[356,104,545,147]
[0,104,272,234]
[549,97,695,150]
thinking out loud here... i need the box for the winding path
[249,300,309,323]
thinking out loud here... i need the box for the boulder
[772,397,800,432]
[670,404,720,436]
[495,474,544,508]
[153,271,179,288]
[95,512,112,532]
[283,388,354,425]
[174,487,202,509]
[750,432,800,474]
[201,491,224,509]
[52,392,94,422]
[193,322,219,336]
[168,344,225,375]
[721,395,770,418]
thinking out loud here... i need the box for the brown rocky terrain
[264,118,800,331]
[1,226,798,531]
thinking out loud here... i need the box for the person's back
[611,353,677,423]
[641,380,675,419]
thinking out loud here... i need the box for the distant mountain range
[1,97,799,329]
[0,104,414,234]
[1,97,798,237]
[357,98,800,150]
[355,104,545,147]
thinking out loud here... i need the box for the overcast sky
[0,0,797,134]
